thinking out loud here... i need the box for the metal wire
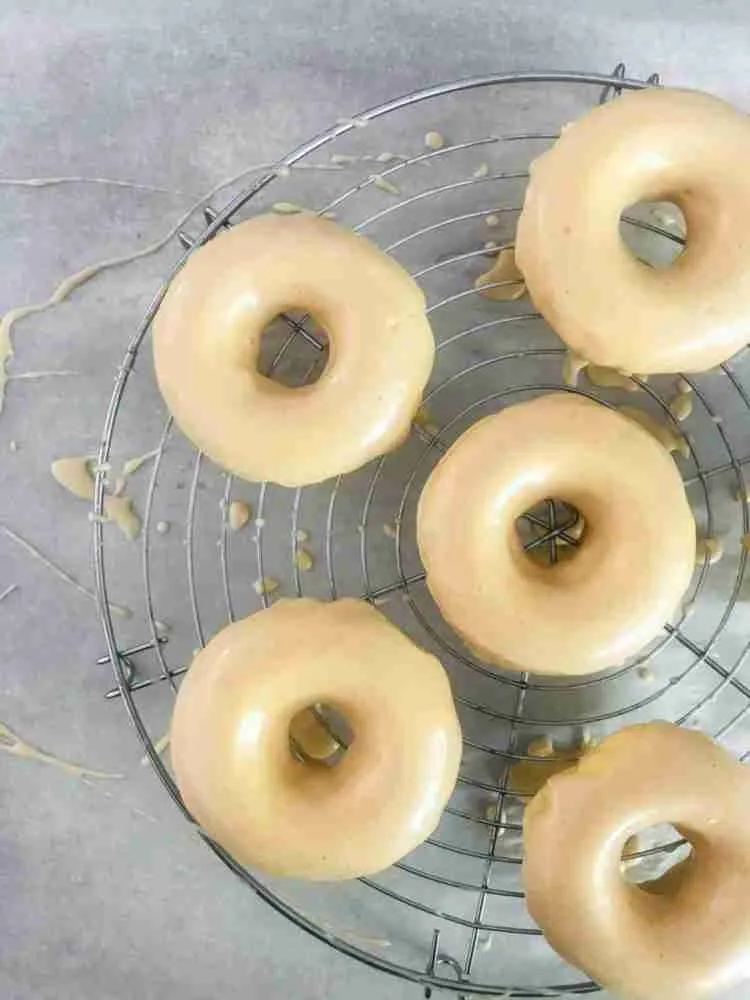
[94,68,750,998]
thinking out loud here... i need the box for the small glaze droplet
[155,520,170,535]
[485,213,500,228]
[414,404,439,437]
[695,536,723,566]
[120,448,160,478]
[424,130,445,150]
[228,499,251,532]
[668,393,693,422]
[371,174,400,196]
[473,163,490,179]
[140,729,171,766]
[294,546,314,572]
[272,201,305,214]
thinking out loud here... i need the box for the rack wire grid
[94,67,750,999]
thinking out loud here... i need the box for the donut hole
[516,498,585,567]
[257,310,330,388]
[620,201,687,268]
[288,702,353,766]
[620,823,693,888]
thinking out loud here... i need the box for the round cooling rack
[94,68,750,998]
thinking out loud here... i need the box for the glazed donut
[153,213,434,487]
[516,87,750,374]
[169,598,462,880]
[416,394,695,675]
[523,722,750,1000]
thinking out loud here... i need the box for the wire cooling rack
[94,68,750,998]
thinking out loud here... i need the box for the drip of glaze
[474,248,526,301]
[695,536,724,566]
[668,393,693,422]
[504,735,590,797]
[0,720,123,780]
[414,404,439,437]
[294,546,314,572]
[253,576,279,596]
[120,448,160,478]
[562,350,588,387]
[51,456,141,540]
[0,522,131,618]
[371,174,400,196]
[586,365,641,392]
[227,499,251,532]
[271,201,305,214]
[140,729,171,767]
[0,158,352,414]
[424,130,445,150]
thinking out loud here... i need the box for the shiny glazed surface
[169,598,462,880]
[152,213,435,486]
[416,394,696,675]
[516,87,750,374]
[523,722,750,1000]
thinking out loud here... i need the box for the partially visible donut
[416,394,695,675]
[523,722,750,1000]
[153,213,434,486]
[516,87,750,373]
[170,598,462,880]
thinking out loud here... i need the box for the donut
[153,213,434,487]
[515,88,750,374]
[416,394,695,675]
[523,722,750,1000]
[169,598,462,880]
